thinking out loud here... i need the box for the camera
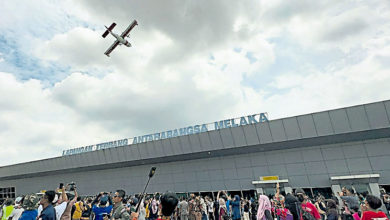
[68,182,76,191]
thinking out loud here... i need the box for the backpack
[301,204,316,220]
[302,210,315,220]
[82,204,92,217]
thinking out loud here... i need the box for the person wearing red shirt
[295,188,321,220]
[361,195,388,220]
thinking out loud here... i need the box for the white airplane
[102,20,138,57]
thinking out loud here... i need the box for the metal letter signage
[62,113,268,156]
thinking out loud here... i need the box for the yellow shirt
[146,203,150,218]
[2,205,14,220]
[72,202,83,219]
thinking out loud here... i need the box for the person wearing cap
[111,189,130,220]
[9,197,24,220]
[20,194,39,220]
[295,188,321,220]
[92,192,113,220]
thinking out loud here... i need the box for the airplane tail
[102,22,116,38]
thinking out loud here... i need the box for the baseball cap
[15,197,23,204]
[100,195,108,205]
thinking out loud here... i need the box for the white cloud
[0,72,137,166]
[1,0,390,166]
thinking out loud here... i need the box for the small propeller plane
[102,20,138,57]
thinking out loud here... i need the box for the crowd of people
[0,183,389,220]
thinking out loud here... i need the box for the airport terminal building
[1,99,390,201]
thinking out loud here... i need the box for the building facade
[1,100,390,200]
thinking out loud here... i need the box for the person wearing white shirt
[54,185,69,219]
[9,197,24,220]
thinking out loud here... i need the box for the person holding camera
[338,186,360,220]
[59,183,78,220]
[92,192,113,220]
[54,183,68,220]
[360,195,388,220]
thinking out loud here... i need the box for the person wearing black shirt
[213,199,219,220]
[243,201,250,220]
[250,200,257,220]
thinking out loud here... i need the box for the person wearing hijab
[149,199,159,220]
[139,200,146,220]
[219,198,227,220]
[228,195,241,220]
[257,195,273,220]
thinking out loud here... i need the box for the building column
[369,183,388,215]
[331,184,342,195]
[284,186,293,194]
[369,183,381,197]
[331,184,343,212]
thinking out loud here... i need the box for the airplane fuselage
[110,31,131,47]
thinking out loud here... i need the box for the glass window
[242,190,256,201]
[312,188,333,199]
[0,187,16,201]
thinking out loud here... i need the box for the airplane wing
[121,20,138,38]
[104,40,120,57]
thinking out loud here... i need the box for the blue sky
[0,0,390,165]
